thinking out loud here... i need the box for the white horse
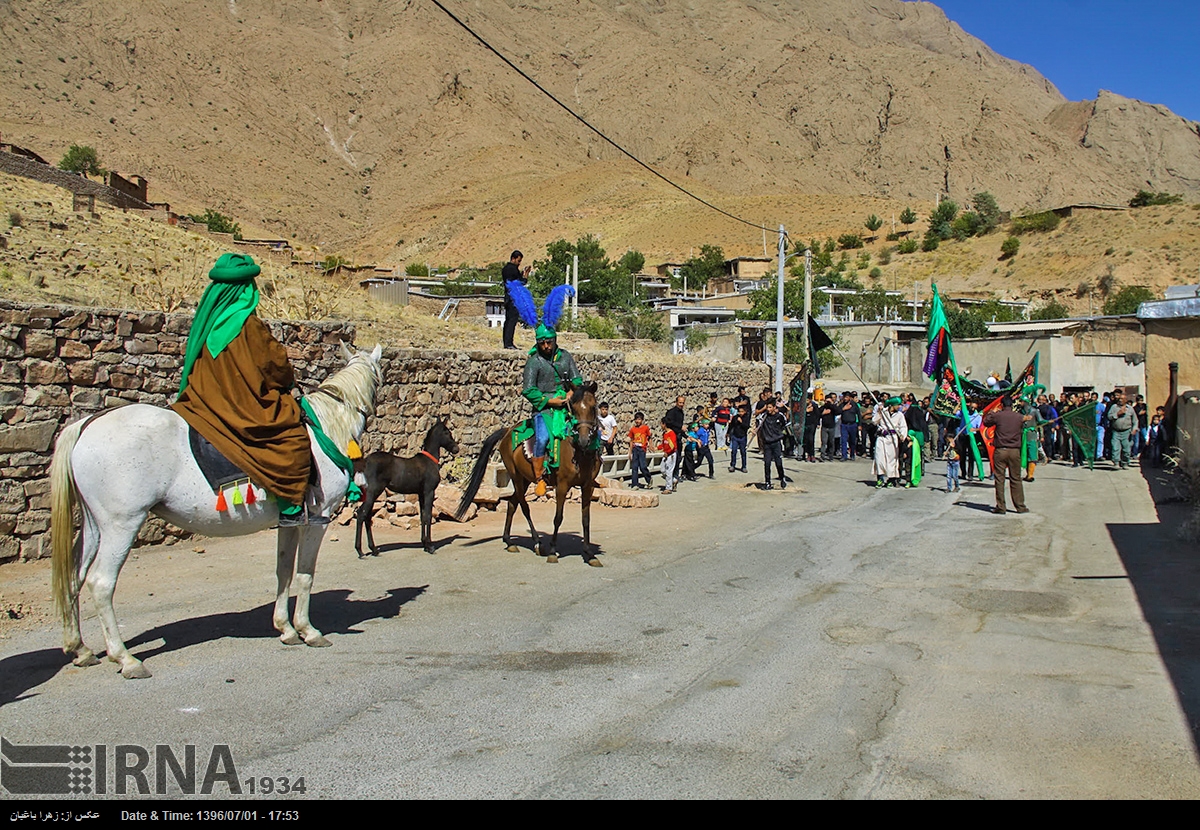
[50,342,383,679]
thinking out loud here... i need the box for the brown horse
[456,381,603,566]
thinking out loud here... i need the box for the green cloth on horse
[298,397,362,503]
[512,408,576,470]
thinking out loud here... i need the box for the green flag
[1061,402,1098,470]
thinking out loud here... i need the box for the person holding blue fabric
[522,323,582,497]
[170,253,312,525]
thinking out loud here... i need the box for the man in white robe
[873,396,909,488]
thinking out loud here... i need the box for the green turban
[178,253,262,394]
[535,324,557,342]
[886,396,903,406]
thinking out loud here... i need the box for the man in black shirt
[759,400,789,489]
[820,397,839,461]
[501,250,531,350]
[728,403,751,472]
[664,395,686,483]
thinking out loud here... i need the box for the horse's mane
[301,352,380,452]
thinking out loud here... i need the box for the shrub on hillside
[1129,190,1182,208]
[1000,236,1020,259]
[189,209,243,240]
[877,247,893,265]
[897,238,918,254]
[404,262,429,276]
[921,236,939,252]
[1010,211,1060,234]
[838,233,864,250]
[579,312,619,340]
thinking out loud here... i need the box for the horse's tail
[50,419,85,628]
[455,427,507,520]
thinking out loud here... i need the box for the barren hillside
[2,0,1199,268]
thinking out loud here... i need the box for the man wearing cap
[171,253,312,524]
[522,322,582,496]
[872,396,909,488]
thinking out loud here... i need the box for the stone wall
[0,150,151,210]
[0,300,355,562]
[0,298,767,565]
[366,349,768,457]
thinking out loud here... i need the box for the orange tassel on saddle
[215,488,228,512]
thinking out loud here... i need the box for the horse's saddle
[512,419,565,470]
[187,427,250,492]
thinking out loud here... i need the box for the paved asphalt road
[1,451,1198,799]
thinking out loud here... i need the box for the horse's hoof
[545,554,559,564]
[304,633,332,648]
[279,631,302,646]
[121,662,152,680]
[587,557,604,568]
[506,545,519,553]
[72,648,100,668]
[424,547,436,555]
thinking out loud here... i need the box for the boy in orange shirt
[658,417,678,494]
[627,411,652,489]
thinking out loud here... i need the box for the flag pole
[933,285,987,476]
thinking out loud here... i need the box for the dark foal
[355,419,460,556]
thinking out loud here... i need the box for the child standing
[627,411,652,489]
[945,444,961,493]
[658,418,678,494]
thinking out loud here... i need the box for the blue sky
[922,1,1199,122]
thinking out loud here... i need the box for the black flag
[807,314,834,378]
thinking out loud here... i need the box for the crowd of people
[594,381,1172,508]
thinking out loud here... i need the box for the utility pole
[572,254,579,321]
[775,225,785,393]
[803,247,813,324]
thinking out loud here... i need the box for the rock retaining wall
[0,299,767,564]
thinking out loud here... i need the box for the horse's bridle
[309,385,374,422]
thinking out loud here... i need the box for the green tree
[678,244,726,292]
[684,325,710,352]
[58,144,104,177]
[951,212,985,240]
[616,308,669,342]
[897,238,918,254]
[971,192,1002,234]
[925,200,958,242]
[837,233,864,250]
[616,250,645,275]
[531,235,643,310]
[921,236,939,252]
[1031,299,1071,320]
[1000,236,1020,258]
[404,262,429,277]
[899,207,917,227]
[864,214,883,237]
[1010,211,1060,234]
[1102,285,1155,315]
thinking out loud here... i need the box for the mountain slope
[1,0,1197,265]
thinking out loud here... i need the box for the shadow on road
[125,586,428,662]
[1106,463,1200,755]
[0,649,71,709]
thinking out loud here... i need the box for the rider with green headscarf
[522,323,582,496]
[171,253,312,524]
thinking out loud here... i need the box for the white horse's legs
[85,516,150,679]
[292,526,331,647]
[274,527,302,645]
[63,515,101,667]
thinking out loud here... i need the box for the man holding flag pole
[924,285,986,480]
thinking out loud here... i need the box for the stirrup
[535,478,547,497]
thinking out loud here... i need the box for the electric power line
[426,0,779,235]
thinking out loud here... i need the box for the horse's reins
[307,385,374,422]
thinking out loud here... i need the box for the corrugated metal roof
[1138,298,1200,320]
[985,320,1083,334]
